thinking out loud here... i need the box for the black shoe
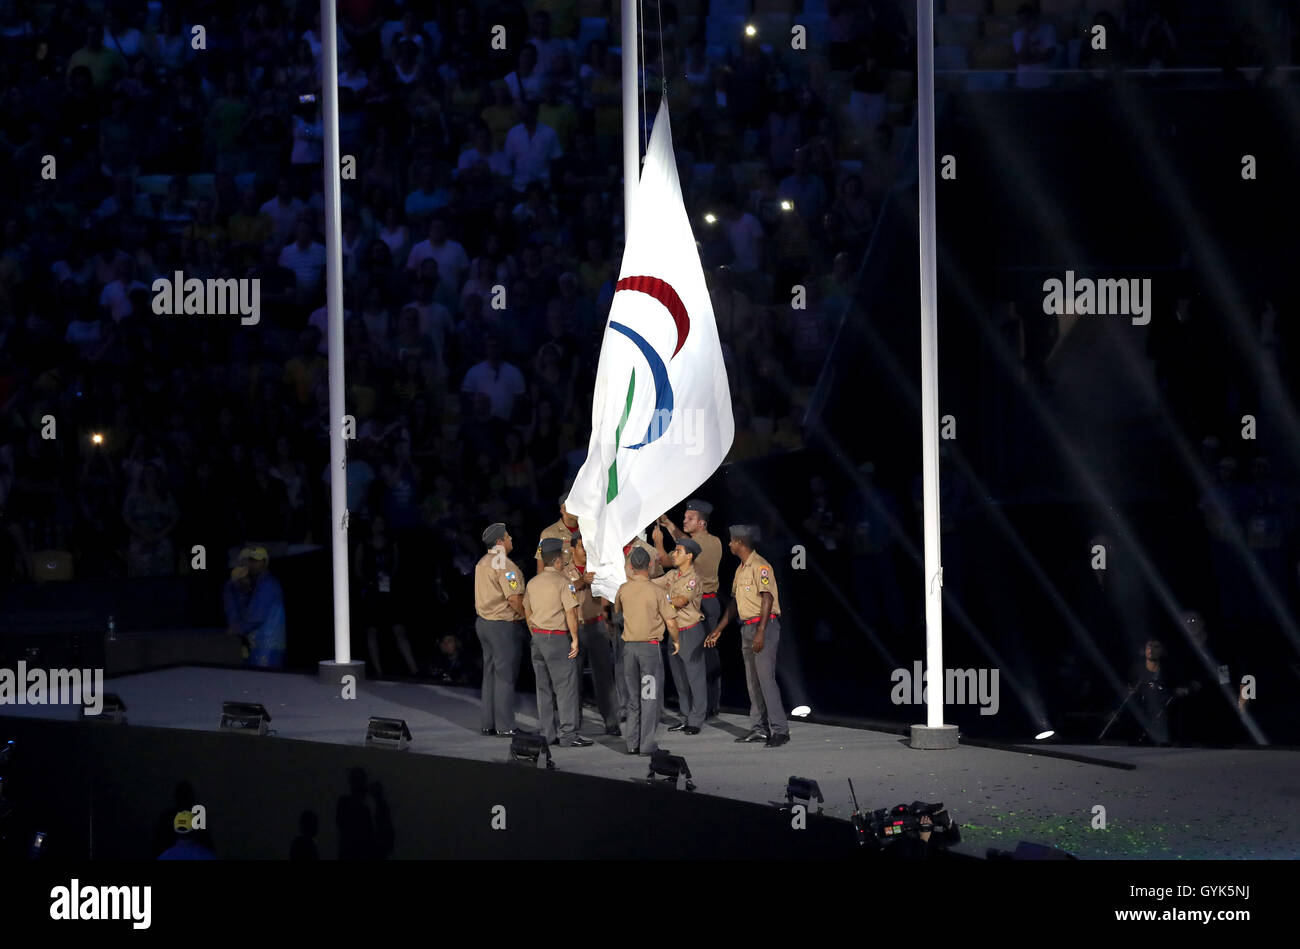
[605,724,621,736]
[562,736,594,747]
[735,729,770,743]
[764,733,790,748]
[481,728,497,736]
[707,708,719,718]
[667,722,687,732]
[497,730,515,738]
[625,747,640,755]
[683,726,701,735]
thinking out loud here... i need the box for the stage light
[509,731,554,769]
[364,717,411,750]
[780,200,794,212]
[83,693,126,724]
[784,776,824,813]
[704,212,717,225]
[744,23,757,37]
[646,751,694,790]
[791,705,811,718]
[1034,728,1056,741]
[91,433,103,445]
[220,701,272,735]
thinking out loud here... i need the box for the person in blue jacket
[236,546,287,668]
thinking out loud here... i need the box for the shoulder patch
[568,583,576,593]
[687,578,697,589]
[505,571,516,579]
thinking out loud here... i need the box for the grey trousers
[622,640,663,753]
[531,633,578,744]
[612,617,627,716]
[574,619,619,730]
[741,617,788,736]
[476,618,523,732]
[702,596,722,713]
[667,622,708,728]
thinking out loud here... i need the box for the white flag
[566,100,734,601]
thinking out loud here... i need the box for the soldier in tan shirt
[657,498,725,716]
[534,491,585,578]
[474,522,527,736]
[653,538,708,733]
[705,524,789,746]
[523,537,593,747]
[613,547,679,755]
[610,528,664,722]
[563,533,620,736]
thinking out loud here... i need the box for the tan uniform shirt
[689,529,722,594]
[523,567,579,631]
[615,576,675,642]
[623,537,664,579]
[565,560,604,622]
[474,550,525,621]
[732,551,781,620]
[653,565,704,628]
[536,519,579,571]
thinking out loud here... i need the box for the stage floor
[11,665,1299,859]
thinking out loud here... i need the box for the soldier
[614,546,680,755]
[522,537,594,747]
[657,500,724,716]
[535,491,583,577]
[473,522,526,736]
[567,532,621,736]
[655,537,707,734]
[704,525,789,747]
[612,527,664,721]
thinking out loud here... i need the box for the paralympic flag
[566,99,734,601]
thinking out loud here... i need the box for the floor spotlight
[1034,729,1057,742]
[647,751,694,791]
[509,731,554,769]
[791,705,811,718]
[220,701,272,735]
[784,776,824,814]
[365,717,412,750]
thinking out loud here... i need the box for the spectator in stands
[238,546,287,668]
[504,100,562,193]
[122,462,178,577]
[1012,3,1059,90]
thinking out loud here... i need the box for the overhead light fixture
[509,731,555,769]
[745,24,757,37]
[780,200,794,212]
[220,701,272,735]
[646,751,694,791]
[704,212,717,225]
[365,717,412,750]
[790,705,810,718]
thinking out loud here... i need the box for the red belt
[678,622,700,633]
[701,593,717,599]
[533,628,569,635]
[627,639,659,645]
[742,616,762,625]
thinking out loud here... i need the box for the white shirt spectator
[99,278,146,321]
[725,212,764,273]
[260,196,307,244]
[279,240,328,290]
[461,359,526,420]
[405,236,469,285]
[504,121,562,192]
[504,70,545,104]
[456,145,512,180]
[1013,20,1058,89]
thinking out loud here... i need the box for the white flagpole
[914,1,955,748]
[318,0,358,683]
[621,0,639,234]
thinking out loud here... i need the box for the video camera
[848,780,961,852]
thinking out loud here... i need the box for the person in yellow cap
[226,546,286,668]
[223,564,253,659]
[158,810,216,860]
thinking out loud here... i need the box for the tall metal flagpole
[622,0,639,232]
[912,0,956,749]
[318,0,362,685]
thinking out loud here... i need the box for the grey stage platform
[12,666,1299,859]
